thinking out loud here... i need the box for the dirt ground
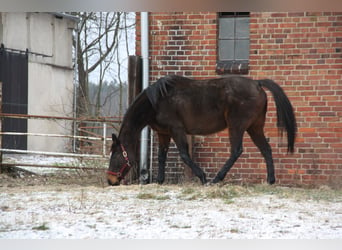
[0,169,341,239]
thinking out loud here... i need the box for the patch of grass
[170,224,191,229]
[32,223,49,231]
[249,184,342,202]
[205,185,248,200]
[181,187,196,195]
[178,186,202,200]
[223,199,234,204]
[0,206,11,212]
[155,195,171,200]
[176,184,249,201]
[230,228,240,234]
[86,224,96,229]
[206,187,234,199]
[134,183,341,203]
[175,183,342,203]
[183,194,200,201]
[301,187,342,202]
[136,192,170,200]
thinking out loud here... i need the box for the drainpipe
[72,16,80,153]
[140,12,149,184]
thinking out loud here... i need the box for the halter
[106,144,131,181]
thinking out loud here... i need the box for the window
[217,12,250,75]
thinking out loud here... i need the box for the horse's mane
[145,75,191,109]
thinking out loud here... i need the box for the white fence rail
[0,113,122,172]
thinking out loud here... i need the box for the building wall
[1,12,76,152]
[136,12,342,187]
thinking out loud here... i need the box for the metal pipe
[0,148,108,159]
[102,123,107,156]
[0,112,121,123]
[1,162,106,171]
[140,12,149,184]
[0,131,108,141]
[73,21,79,153]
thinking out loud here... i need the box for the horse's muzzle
[108,180,120,186]
[107,174,120,186]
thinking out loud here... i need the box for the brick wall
[136,12,217,79]
[136,12,342,187]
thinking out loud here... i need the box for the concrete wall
[1,12,76,152]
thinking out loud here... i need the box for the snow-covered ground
[2,154,81,175]
[1,184,341,239]
[2,153,108,175]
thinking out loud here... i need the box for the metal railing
[0,113,122,172]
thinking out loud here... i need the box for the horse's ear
[112,133,120,145]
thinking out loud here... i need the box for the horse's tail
[258,79,297,153]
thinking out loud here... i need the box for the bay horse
[107,75,297,186]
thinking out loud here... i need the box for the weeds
[181,187,196,195]
[137,192,171,200]
[176,184,248,202]
[230,228,240,234]
[177,183,341,203]
[205,185,246,199]
[134,183,341,203]
[249,184,342,202]
[32,223,49,231]
[170,224,191,229]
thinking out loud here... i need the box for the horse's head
[107,134,132,186]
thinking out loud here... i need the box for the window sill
[216,60,249,75]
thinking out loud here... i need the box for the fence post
[128,55,142,105]
[127,56,142,183]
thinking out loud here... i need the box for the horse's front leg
[171,129,207,184]
[156,133,171,184]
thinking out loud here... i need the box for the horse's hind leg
[247,123,275,184]
[212,128,244,183]
[156,133,171,184]
[171,128,207,184]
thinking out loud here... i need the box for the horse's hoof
[205,181,219,187]
[199,175,207,185]
[211,177,221,184]
[267,177,276,185]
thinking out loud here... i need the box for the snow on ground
[0,184,341,239]
[2,154,81,175]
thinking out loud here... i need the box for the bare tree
[72,12,135,118]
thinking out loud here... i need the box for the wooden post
[127,56,142,183]
[128,56,142,105]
